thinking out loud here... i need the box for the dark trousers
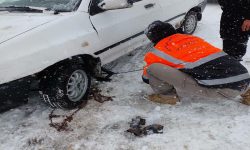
[223,39,248,61]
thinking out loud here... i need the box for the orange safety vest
[143,34,250,88]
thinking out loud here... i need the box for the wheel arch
[188,6,202,21]
[189,6,201,14]
[37,54,101,79]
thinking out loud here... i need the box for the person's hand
[242,20,250,32]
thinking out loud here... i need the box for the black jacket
[181,55,250,90]
[218,0,250,42]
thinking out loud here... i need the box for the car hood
[0,12,59,44]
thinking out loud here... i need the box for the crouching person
[142,21,250,104]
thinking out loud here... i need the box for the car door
[89,0,161,64]
[158,0,189,24]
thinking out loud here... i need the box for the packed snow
[1,4,250,150]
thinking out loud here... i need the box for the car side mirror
[98,0,133,10]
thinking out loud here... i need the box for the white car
[0,0,206,109]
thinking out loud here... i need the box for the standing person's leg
[223,39,248,61]
[147,63,242,99]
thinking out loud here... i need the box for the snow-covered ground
[1,4,250,150]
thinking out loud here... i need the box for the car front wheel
[39,63,91,109]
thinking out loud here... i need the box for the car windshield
[0,0,81,12]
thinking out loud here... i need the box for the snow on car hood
[0,13,59,44]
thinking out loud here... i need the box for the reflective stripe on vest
[151,48,185,65]
[184,52,227,69]
[198,73,250,86]
[151,48,227,69]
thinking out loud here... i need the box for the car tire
[39,63,91,109]
[182,11,198,34]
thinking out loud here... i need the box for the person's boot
[241,89,250,105]
[148,93,179,105]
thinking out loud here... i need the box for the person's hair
[145,21,177,44]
